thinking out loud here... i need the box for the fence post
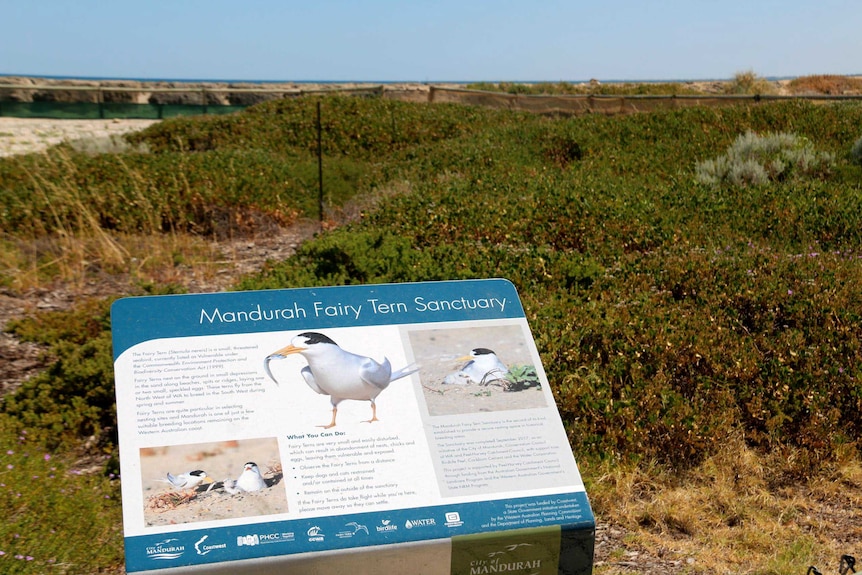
[317,100,324,225]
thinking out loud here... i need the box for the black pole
[317,101,324,225]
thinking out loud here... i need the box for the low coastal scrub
[723,70,778,95]
[8,97,862,468]
[787,74,862,95]
[2,94,862,572]
[695,131,835,187]
[0,414,124,573]
[464,80,704,96]
[0,96,510,240]
[851,135,862,166]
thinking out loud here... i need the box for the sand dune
[0,117,159,157]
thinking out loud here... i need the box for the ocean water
[0,73,453,85]
[0,72,796,85]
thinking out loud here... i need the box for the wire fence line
[2,82,861,120]
[429,86,862,116]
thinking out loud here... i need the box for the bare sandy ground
[0,117,159,157]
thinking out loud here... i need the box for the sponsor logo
[146,538,185,561]
[376,519,397,533]
[307,526,325,542]
[405,518,437,529]
[445,511,464,528]
[336,522,369,539]
[237,532,295,547]
[258,532,295,543]
[237,534,260,547]
[194,535,227,556]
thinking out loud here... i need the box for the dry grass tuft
[724,70,778,95]
[588,433,862,574]
[0,147,237,292]
[787,75,862,95]
[0,230,227,292]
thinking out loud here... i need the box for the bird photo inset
[223,461,268,494]
[444,348,510,385]
[264,331,418,428]
[141,439,288,526]
[408,325,548,416]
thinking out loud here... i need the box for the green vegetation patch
[3,97,862,475]
[3,299,117,449]
[6,89,862,575]
[464,80,705,96]
[0,414,124,574]
[695,131,835,187]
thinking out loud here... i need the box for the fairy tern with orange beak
[444,347,510,385]
[264,332,418,428]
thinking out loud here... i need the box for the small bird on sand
[223,462,267,494]
[157,470,212,492]
[264,331,418,428]
[444,348,509,385]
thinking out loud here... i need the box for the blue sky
[1,0,860,82]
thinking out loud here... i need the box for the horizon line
[2,72,841,85]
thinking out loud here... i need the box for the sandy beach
[0,117,159,157]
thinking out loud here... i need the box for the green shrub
[1,299,117,448]
[724,70,777,95]
[0,414,124,572]
[851,135,862,166]
[463,81,704,96]
[128,95,504,158]
[695,131,835,187]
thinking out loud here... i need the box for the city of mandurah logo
[146,538,185,561]
[469,543,542,575]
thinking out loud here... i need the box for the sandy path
[0,117,159,157]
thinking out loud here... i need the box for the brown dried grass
[587,434,862,574]
[787,75,862,95]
